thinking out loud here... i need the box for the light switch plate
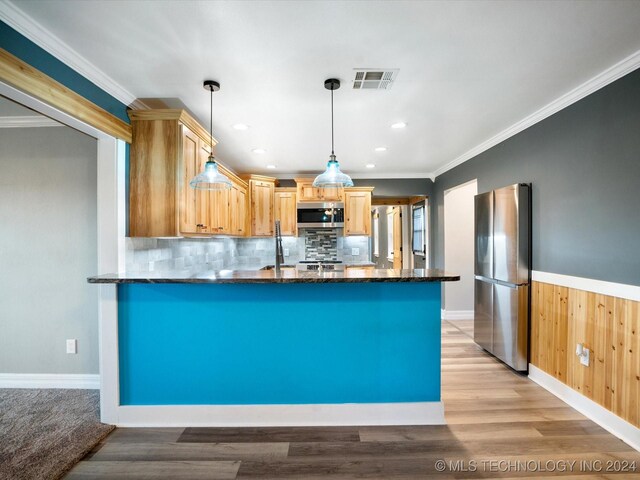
[580,347,590,366]
[284,248,290,257]
[352,248,359,256]
[66,339,77,354]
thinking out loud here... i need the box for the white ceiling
[4,0,640,178]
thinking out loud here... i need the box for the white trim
[0,115,62,128]
[0,0,142,108]
[96,138,126,424]
[532,270,640,303]
[441,309,474,321]
[0,82,110,140]
[433,49,640,178]
[111,401,446,428]
[0,373,100,389]
[529,365,640,452]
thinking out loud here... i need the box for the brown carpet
[0,388,114,480]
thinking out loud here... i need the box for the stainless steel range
[296,260,345,272]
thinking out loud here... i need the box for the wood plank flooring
[65,320,639,479]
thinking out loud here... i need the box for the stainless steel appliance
[296,202,344,228]
[296,260,345,272]
[474,183,531,371]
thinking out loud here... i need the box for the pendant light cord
[331,88,334,156]
[209,86,214,159]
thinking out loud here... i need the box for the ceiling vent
[352,69,399,90]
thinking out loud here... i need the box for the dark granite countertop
[87,268,459,284]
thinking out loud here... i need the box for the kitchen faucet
[274,220,284,275]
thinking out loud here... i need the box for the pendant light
[313,78,354,188]
[189,80,233,190]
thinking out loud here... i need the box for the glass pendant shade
[189,156,232,190]
[313,154,354,187]
[190,79,233,191]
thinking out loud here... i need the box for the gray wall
[431,68,640,287]
[279,178,433,197]
[353,178,432,197]
[0,126,98,374]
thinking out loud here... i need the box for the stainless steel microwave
[296,202,344,228]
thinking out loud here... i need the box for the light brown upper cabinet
[128,109,247,237]
[242,175,276,237]
[209,189,230,234]
[344,187,374,236]
[274,188,297,236]
[229,184,247,236]
[294,178,344,202]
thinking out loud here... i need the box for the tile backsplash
[126,230,370,273]
[303,229,338,261]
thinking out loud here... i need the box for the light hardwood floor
[66,320,639,479]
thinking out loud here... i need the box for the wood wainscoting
[530,281,639,428]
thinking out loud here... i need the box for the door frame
[443,178,478,320]
[0,80,126,422]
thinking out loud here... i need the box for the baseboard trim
[531,271,640,302]
[529,364,639,452]
[441,309,474,321]
[113,401,446,427]
[0,373,100,389]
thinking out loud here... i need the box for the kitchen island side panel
[118,282,441,405]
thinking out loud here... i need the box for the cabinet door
[274,191,297,236]
[236,187,247,235]
[297,182,321,202]
[209,188,230,234]
[229,184,247,236]
[344,191,371,236]
[251,180,274,236]
[320,186,344,201]
[180,127,209,234]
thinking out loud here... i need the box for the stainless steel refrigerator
[474,183,531,372]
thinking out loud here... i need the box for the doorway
[443,179,477,322]
[0,94,99,380]
[0,80,125,403]
[371,204,406,269]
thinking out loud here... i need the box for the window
[412,202,427,256]
[372,212,379,257]
[387,210,394,261]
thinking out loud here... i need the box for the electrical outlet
[284,248,290,257]
[352,248,359,256]
[580,347,590,366]
[66,339,77,354]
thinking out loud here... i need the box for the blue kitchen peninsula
[89,268,459,426]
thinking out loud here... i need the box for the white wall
[0,125,98,374]
[443,179,477,317]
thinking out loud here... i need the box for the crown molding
[0,0,140,108]
[0,115,61,127]
[433,49,640,179]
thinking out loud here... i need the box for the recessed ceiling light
[266,165,276,169]
[252,148,266,154]
[366,164,376,169]
[374,146,387,152]
[391,122,407,129]
[232,123,249,130]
